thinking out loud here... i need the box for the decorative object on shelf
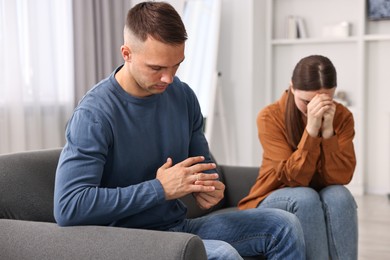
[368,0,390,21]
[286,16,307,39]
[322,21,351,38]
[334,90,350,107]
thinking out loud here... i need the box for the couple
[54,2,357,259]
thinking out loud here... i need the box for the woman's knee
[320,185,357,210]
[292,187,322,205]
[263,187,323,213]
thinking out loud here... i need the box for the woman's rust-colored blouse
[238,91,356,210]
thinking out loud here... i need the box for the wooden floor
[355,194,390,260]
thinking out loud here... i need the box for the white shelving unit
[265,0,390,195]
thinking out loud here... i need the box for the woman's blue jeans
[169,208,305,260]
[258,185,358,260]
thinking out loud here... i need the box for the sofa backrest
[0,148,62,222]
[0,148,228,222]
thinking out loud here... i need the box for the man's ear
[121,45,131,62]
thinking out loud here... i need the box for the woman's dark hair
[126,1,187,45]
[285,55,337,150]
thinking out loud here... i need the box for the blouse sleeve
[317,107,356,186]
[258,108,322,187]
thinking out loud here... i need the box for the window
[0,0,74,153]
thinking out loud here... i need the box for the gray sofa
[0,148,262,259]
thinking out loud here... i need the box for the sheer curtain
[0,0,74,154]
[176,0,221,119]
[72,0,130,102]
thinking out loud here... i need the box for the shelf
[271,37,358,45]
[272,35,390,45]
[364,34,390,41]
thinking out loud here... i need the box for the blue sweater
[54,66,212,230]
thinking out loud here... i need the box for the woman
[238,55,358,260]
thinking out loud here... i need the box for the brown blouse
[238,91,356,209]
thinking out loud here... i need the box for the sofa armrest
[219,165,259,207]
[0,219,207,260]
[0,148,62,222]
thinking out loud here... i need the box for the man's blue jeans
[169,208,305,260]
[258,185,358,260]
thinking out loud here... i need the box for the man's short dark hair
[126,1,187,45]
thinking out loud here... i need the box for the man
[54,2,305,259]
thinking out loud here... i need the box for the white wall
[366,40,390,195]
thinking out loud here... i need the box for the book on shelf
[296,16,307,38]
[286,16,307,39]
[287,16,298,39]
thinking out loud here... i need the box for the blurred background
[1,0,390,197]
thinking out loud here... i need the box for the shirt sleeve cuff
[321,134,339,152]
[298,129,322,151]
[149,179,166,204]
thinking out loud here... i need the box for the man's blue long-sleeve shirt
[54,66,212,230]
